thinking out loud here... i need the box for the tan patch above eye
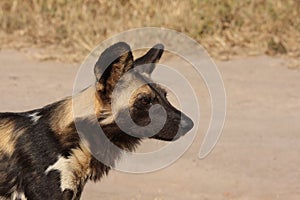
[129,85,154,105]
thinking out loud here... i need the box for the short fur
[0,42,193,200]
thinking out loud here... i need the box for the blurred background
[0,0,299,65]
[0,1,300,200]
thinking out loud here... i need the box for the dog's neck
[45,86,140,182]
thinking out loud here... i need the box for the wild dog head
[94,42,193,142]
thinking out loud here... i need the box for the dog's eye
[140,97,151,105]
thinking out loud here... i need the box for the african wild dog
[0,42,194,200]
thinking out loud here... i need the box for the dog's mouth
[151,118,194,142]
[151,131,190,142]
[151,135,182,142]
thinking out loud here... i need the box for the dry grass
[0,0,300,64]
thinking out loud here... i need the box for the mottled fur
[0,42,193,200]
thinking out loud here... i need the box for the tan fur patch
[0,120,17,156]
[101,77,164,126]
[69,144,92,179]
[50,86,107,134]
[50,99,74,134]
[129,84,155,105]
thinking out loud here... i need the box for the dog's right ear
[94,42,134,99]
[134,44,164,76]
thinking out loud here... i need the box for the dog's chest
[44,148,92,199]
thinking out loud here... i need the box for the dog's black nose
[179,115,194,133]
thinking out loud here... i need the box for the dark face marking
[129,81,194,141]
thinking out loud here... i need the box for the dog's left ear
[94,42,134,98]
[134,44,164,76]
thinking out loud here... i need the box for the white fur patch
[99,115,114,125]
[11,191,27,200]
[45,156,76,196]
[28,112,41,123]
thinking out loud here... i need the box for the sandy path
[0,50,299,200]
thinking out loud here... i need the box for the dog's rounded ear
[134,44,164,76]
[94,42,134,97]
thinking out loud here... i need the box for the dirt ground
[0,49,299,200]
